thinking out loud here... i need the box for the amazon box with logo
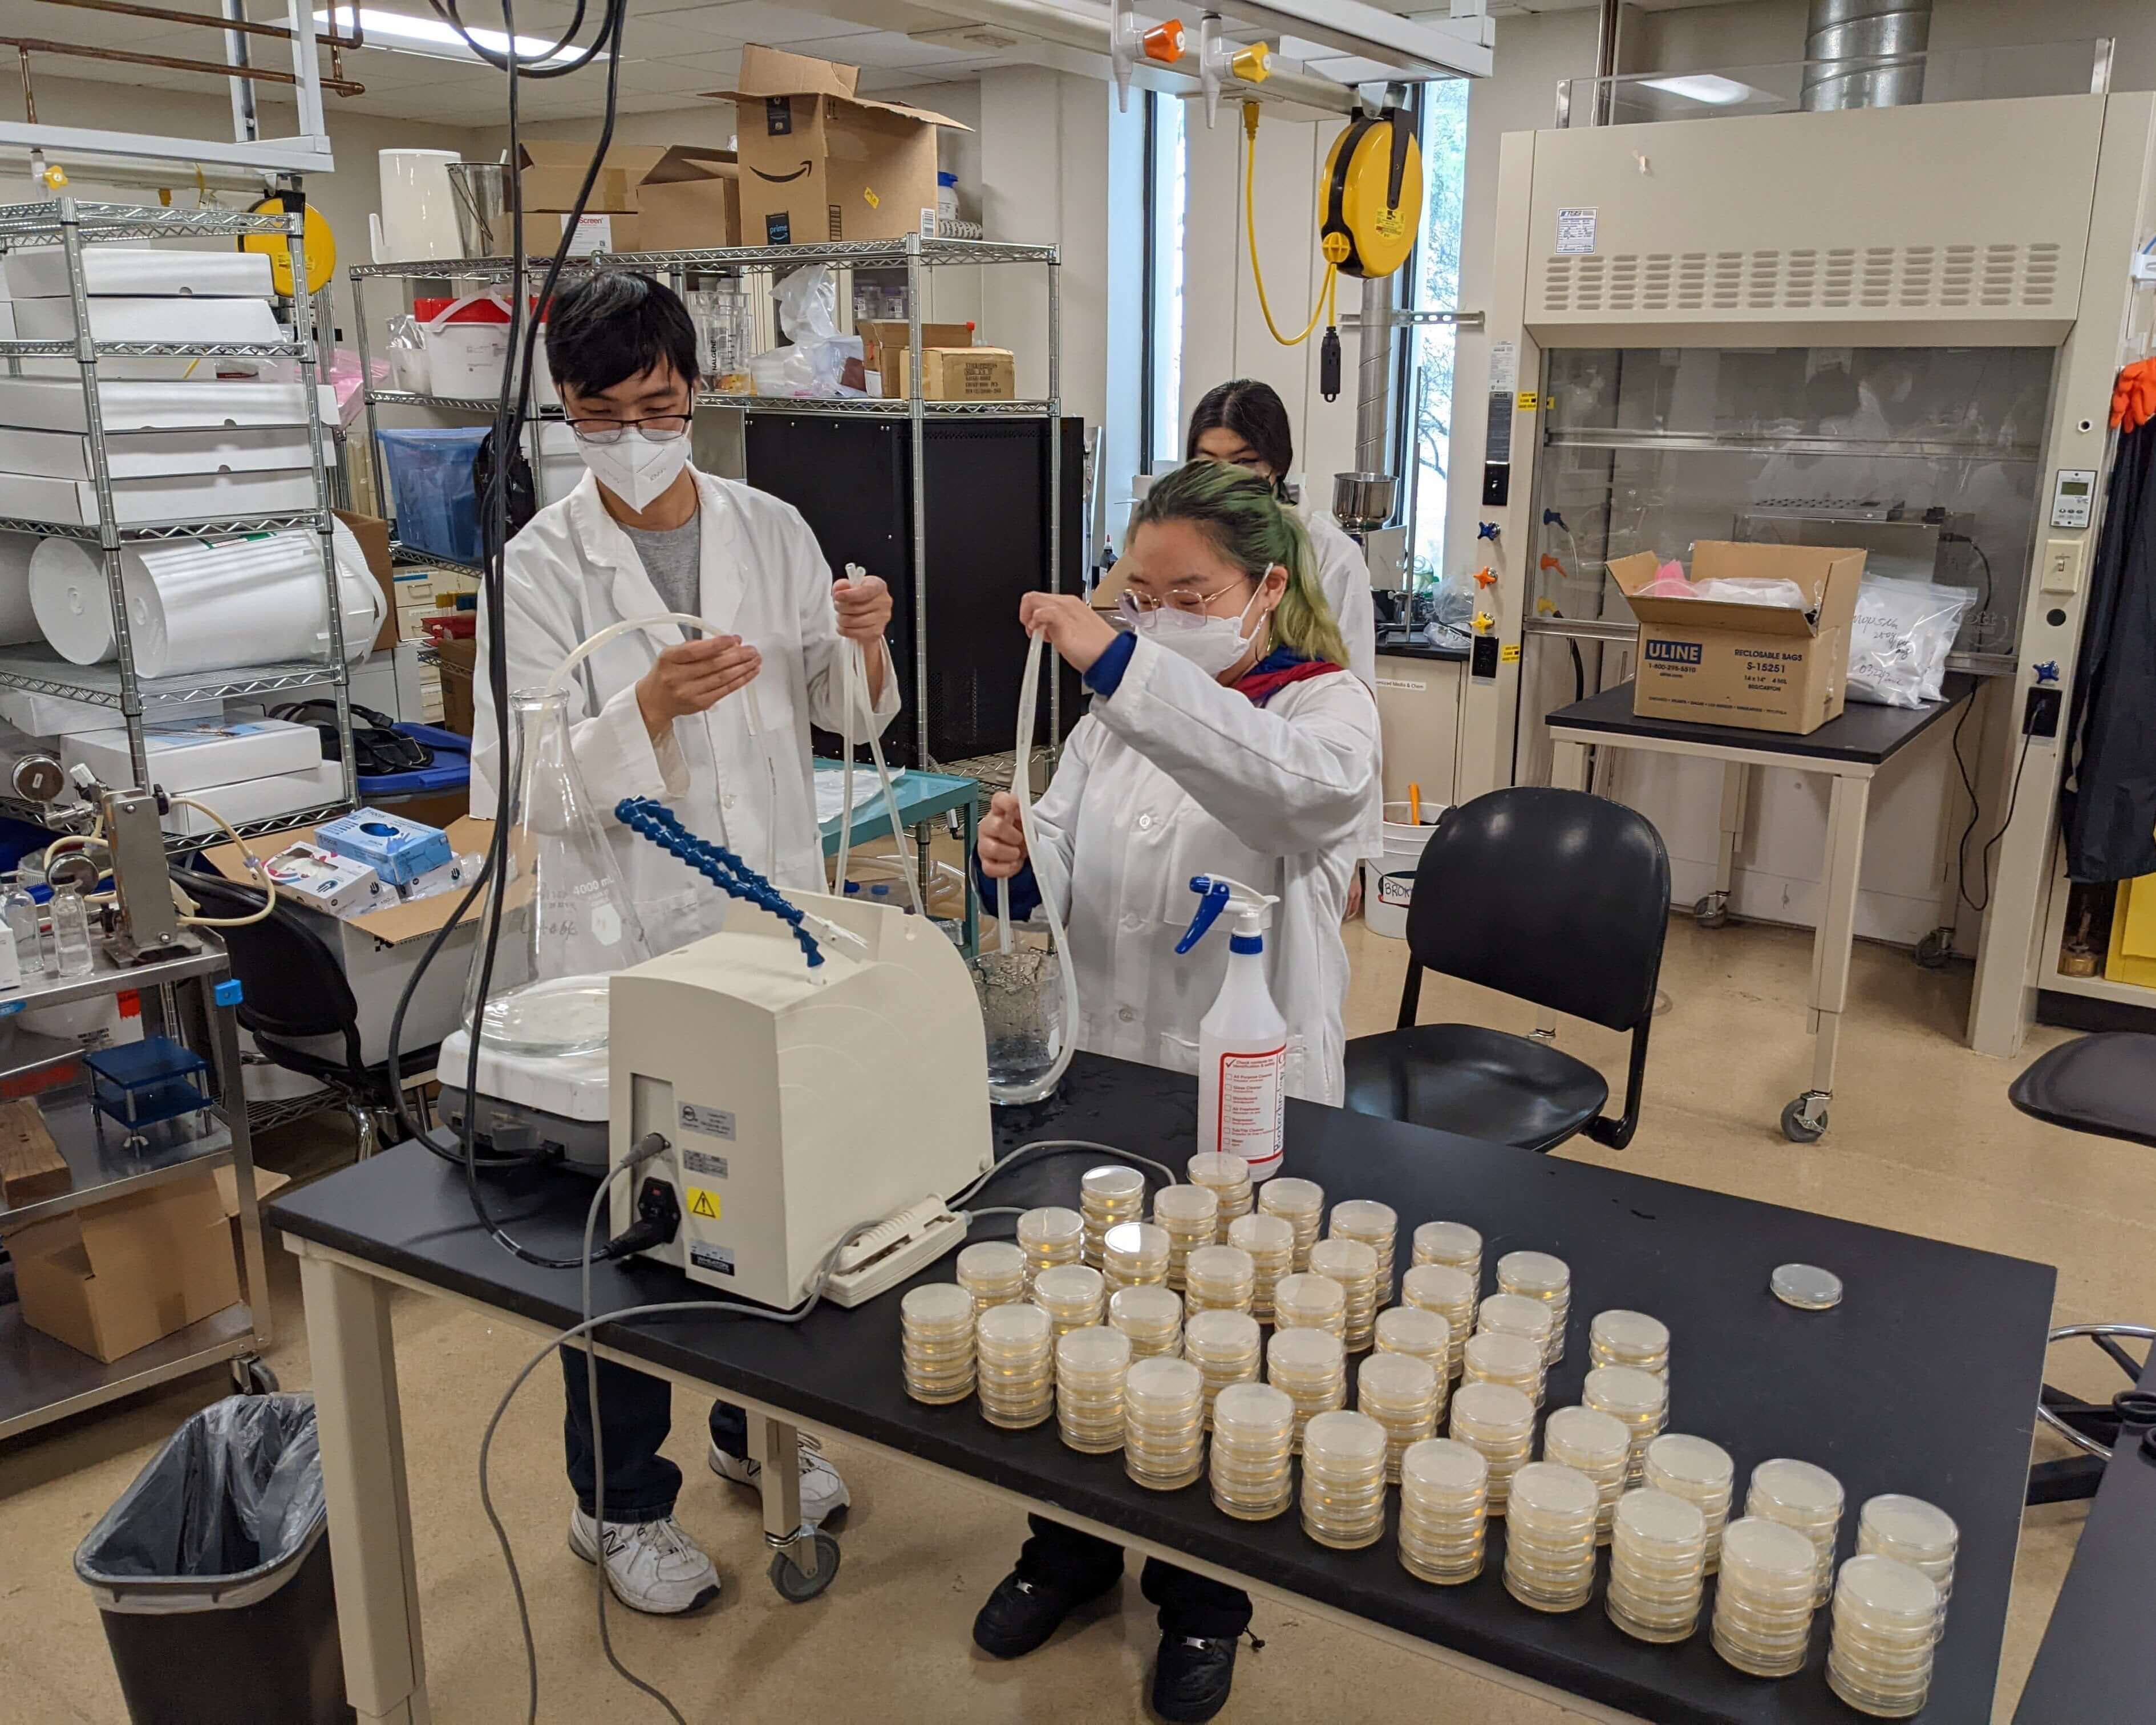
[516,141,740,253]
[1610,542,1867,734]
[712,46,969,248]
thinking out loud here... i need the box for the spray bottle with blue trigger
[1176,873,1287,1180]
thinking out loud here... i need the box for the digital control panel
[2050,468,2098,529]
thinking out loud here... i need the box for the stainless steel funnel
[447,161,510,259]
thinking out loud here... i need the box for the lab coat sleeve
[468,534,686,824]
[1310,512,1377,689]
[791,514,901,736]
[1008,715,1099,925]
[1089,636,1377,856]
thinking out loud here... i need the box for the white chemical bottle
[1176,874,1287,1180]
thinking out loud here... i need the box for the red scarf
[1235,651,1343,707]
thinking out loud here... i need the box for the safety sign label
[687,1188,722,1221]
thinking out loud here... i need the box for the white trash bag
[748,265,865,398]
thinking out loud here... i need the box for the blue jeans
[560,1349,748,1522]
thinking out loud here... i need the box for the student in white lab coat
[967,460,1378,1723]
[472,273,898,1617]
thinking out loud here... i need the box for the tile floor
[1,916,2139,1724]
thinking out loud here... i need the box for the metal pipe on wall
[1354,270,1394,475]
[1800,0,1932,110]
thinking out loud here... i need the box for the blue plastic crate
[378,426,487,564]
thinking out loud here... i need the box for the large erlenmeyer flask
[462,688,652,1056]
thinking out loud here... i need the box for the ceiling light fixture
[311,7,609,67]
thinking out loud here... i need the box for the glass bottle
[460,689,652,1056]
[51,885,92,978]
[3,887,42,977]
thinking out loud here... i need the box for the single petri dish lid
[1835,1554,1941,1622]
[1153,1184,1220,1225]
[1259,1176,1326,1214]
[1415,1220,1482,1258]
[1184,1308,1261,1351]
[1269,1326,1346,1373]
[1110,1285,1183,1328]
[1544,1403,1630,1463]
[1510,1461,1600,1519]
[1188,1151,1251,1184]
[1584,1364,1668,1416]
[958,1241,1026,1279]
[1616,1487,1708,1548]
[1032,1264,1105,1304]
[1309,1237,1377,1281]
[1275,1272,1347,1315]
[1465,1331,1543,1378]
[1772,1262,1844,1310]
[1403,1264,1477,1307]
[1450,1379,1535,1431]
[1480,1292,1556,1339]
[1497,1249,1571,1294]
[1083,1164,1146,1201]
[902,1282,976,1327]
[1359,1349,1438,1403]
[1227,1212,1295,1252]
[1185,1245,1255,1283]
[1376,1306,1450,1353]
[976,1302,1051,1346]
[1056,1324,1132,1370]
[1331,1198,1398,1238]
[1213,1380,1294,1429]
[1751,1457,1844,1517]
[1646,1433,1734,1489]
[1591,1309,1671,1355]
[1403,1436,1489,1493]
[1720,1515,1821,1578]
[1017,1205,1083,1245]
[1303,1409,1388,1463]
[1126,1355,1203,1404]
[1859,1494,1959,1558]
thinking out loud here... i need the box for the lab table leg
[1550,736,1591,793]
[1785,771,1872,1143]
[1697,762,1748,929]
[751,1411,840,1601]
[298,1250,431,1724]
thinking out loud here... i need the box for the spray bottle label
[1215,1043,1286,1164]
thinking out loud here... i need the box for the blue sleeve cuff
[1083,630,1137,697]
[970,853,1043,922]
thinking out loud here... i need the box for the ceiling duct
[1800,0,1932,111]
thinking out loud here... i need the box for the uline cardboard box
[894,347,1017,402]
[516,141,741,252]
[1608,541,1867,735]
[858,320,972,398]
[714,46,970,247]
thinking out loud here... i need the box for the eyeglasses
[1120,577,1250,616]
[567,414,692,444]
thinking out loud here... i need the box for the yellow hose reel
[239,193,338,298]
[1320,107,1422,281]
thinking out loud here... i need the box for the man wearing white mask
[472,271,898,1617]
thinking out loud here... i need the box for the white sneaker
[568,1509,722,1615]
[710,1432,852,1528]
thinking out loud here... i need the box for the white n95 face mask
[575,428,691,511]
[1122,589,1266,677]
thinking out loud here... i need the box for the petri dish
[1772,1262,1844,1310]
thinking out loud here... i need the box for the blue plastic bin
[378,426,487,564]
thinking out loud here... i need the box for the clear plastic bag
[1846,576,1976,707]
[752,265,865,397]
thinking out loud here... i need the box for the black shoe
[971,1567,1119,1659]
[1152,1634,1238,1723]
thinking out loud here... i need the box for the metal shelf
[0,1092,235,1233]
[0,199,294,244]
[0,1301,260,1442]
[391,540,484,575]
[367,390,563,416]
[246,1086,336,1135]
[0,510,334,544]
[710,395,1055,419]
[348,237,1056,282]
[0,340,309,359]
[0,795,351,855]
[347,254,600,283]
[1541,426,2045,462]
[0,645,346,706]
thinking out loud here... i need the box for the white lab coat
[471,467,898,957]
[1021,634,1380,1104]
[1299,506,1377,690]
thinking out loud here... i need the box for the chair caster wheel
[769,1530,841,1602]
[1781,1096,1828,1143]
[233,1355,278,1395]
[1914,929,1953,969]
[1693,893,1729,930]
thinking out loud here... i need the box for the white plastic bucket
[1363,801,1444,941]
[421,293,512,396]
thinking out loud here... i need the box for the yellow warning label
[687,1188,720,1221]
[863,187,881,209]
[1500,643,1522,663]
[1516,391,1539,411]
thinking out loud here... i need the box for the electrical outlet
[2040,538,2084,595]
[2024,685,2062,738]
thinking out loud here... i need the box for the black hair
[545,271,699,396]
[1185,378,1295,499]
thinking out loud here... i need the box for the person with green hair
[966,459,1379,1723]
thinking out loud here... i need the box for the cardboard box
[714,46,970,248]
[6,1171,240,1362]
[1608,542,1868,735]
[894,346,1016,402]
[516,141,741,253]
[333,511,398,654]
[858,321,972,398]
[207,819,491,1065]
[436,634,476,736]
[212,1161,291,1286]
[0,1098,69,1208]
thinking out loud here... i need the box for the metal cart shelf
[0,945,274,1440]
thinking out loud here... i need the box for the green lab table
[816,760,979,953]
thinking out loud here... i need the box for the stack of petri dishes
[957,1241,1027,1314]
[1825,1554,1942,1719]
[1583,1364,1669,1484]
[1401,1264,1478,1382]
[1357,1350,1440,1482]
[1300,1410,1389,1550]
[1273,1272,1348,1339]
[1266,1326,1348,1451]
[1744,1457,1845,1607]
[1448,1379,1535,1515]
[1495,1250,1571,1364]
[1477,1295,1555,1399]
[975,1302,1055,1429]
[1186,1151,1254,1238]
[1644,1435,1734,1572]
[1032,1262,1107,1338]
[1328,1200,1399,1301]
[1398,1437,1490,1585]
[1463,1330,1546,1407]
[1103,1221,1172,1293]
[1606,1488,1709,1643]
[1055,1325,1132,1453]
[1712,1516,1822,1678]
[1542,1404,1631,1546]
[1309,1237,1380,1350]
[1183,1244,1257,1316]
[1184,1307,1263,1427]
[1151,1185,1221,1291]
[1016,1206,1084,1290]
[1258,1176,1326,1270]
[1109,1283,1184,1358]
[1374,1305,1452,1386]
[1502,1461,1601,1612]
[1080,1165,1146,1268]
[1589,1308,1671,1380]
[1412,1220,1482,1286]
[1124,1355,1206,1491]
[901,1282,976,1406]
[1228,1213,1296,1321]
[1210,1381,1295,1520]
[1856,1495,1958,1642]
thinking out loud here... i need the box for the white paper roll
[0,533,43,645]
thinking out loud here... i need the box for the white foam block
[0,424,332,481]
[0,377,334,432]
[11,296,283,344]
[0,467,320,527]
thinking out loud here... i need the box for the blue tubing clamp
[616,797,824,968]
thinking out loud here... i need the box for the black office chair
[175,867,440,1159]
[1343,786,1671,1153]
[2008,1032,2156,1504]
